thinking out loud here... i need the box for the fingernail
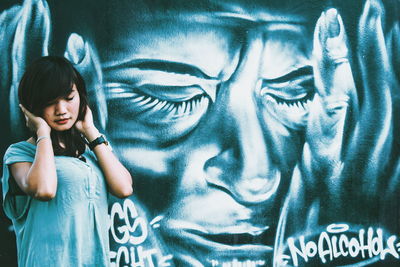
[64,33,86,65]
[367,0,383,19]
[326,8,340,38]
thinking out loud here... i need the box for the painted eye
[262,90,314,108]
[260,77,315,130]
[105,83,212,143]
[106,84,210,119]
[131,92,210,119]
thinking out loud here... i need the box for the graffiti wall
[1,0,400,266]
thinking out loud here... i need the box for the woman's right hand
[19,104,51,136]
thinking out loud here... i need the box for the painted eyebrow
[263,65,313,83]
[108,59,216,80]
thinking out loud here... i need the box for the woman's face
[42,85,81,131]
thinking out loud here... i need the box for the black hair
[18,56,88,157]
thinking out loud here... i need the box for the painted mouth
[199,231,274,246]
[161,221,275,266]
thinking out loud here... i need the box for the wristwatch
[88,135,109,150]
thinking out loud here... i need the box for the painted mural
[1,0,400,266]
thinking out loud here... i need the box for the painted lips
[161,222,275,266]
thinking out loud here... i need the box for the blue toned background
[1,1,400,266]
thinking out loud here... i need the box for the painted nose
[204,31,280,204]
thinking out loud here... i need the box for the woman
[1,56,133,266]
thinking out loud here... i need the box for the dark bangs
[18,56,79,116]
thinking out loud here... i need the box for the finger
[306,9,356,161]
[357,0,391,125]
[19,105,33,130]
[19,104,29,118]
[19,104,28,113]
[9,1,51,138]
[19,104,35,119]
[346,0,393,188]
[313,8,356,106]
[302,9,359,195]
[64,33,107,131]
[85,106,92,115]
[391,22,400,84]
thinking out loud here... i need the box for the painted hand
[64,33,107,131]
[304,0,395,200]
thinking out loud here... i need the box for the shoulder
[3,141,36,165]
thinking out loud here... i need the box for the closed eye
[106,83,210,120]
[132,91,209,118]
[266,91,314,107]
[261,66,314,107]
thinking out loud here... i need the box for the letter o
[306,241,318,257]
[349,237,361,257]
[327,224,349,234]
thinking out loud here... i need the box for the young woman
[1,56,133,266]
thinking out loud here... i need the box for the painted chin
[158,190,280,266]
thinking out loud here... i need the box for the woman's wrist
[36,127,51,137]
[36,136,50,144]
[83,127,100,142]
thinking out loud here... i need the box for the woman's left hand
[75,106,100,141]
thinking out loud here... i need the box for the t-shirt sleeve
[2,142,35,220]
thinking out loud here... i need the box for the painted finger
[9,0,51,138]
[301,9,358,194]
[306,9,355,162]
[64,33,107,131]
[357,0,392,126]
[313,8,356,108]
[345,0,393,189]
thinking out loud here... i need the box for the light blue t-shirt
[2,141,110,267]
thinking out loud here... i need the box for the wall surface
[1,0,400,266]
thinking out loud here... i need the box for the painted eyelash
[134,93,208,115]
[268,92,315,107]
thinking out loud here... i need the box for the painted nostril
[242,177,272,193]
[233,172,281,204]
[205,163,281,204]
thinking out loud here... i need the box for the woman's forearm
[25,134,57,200]
[85,128,133,198]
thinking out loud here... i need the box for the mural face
[91,3,315,266]
[1,0,400,266]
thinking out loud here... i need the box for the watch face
[98,136,105,143]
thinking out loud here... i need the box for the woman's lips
[55,118,69,125]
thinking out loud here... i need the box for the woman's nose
[55,100,68,115]
[203,31,281,204]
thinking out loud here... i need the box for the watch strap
[88,135,108,150]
